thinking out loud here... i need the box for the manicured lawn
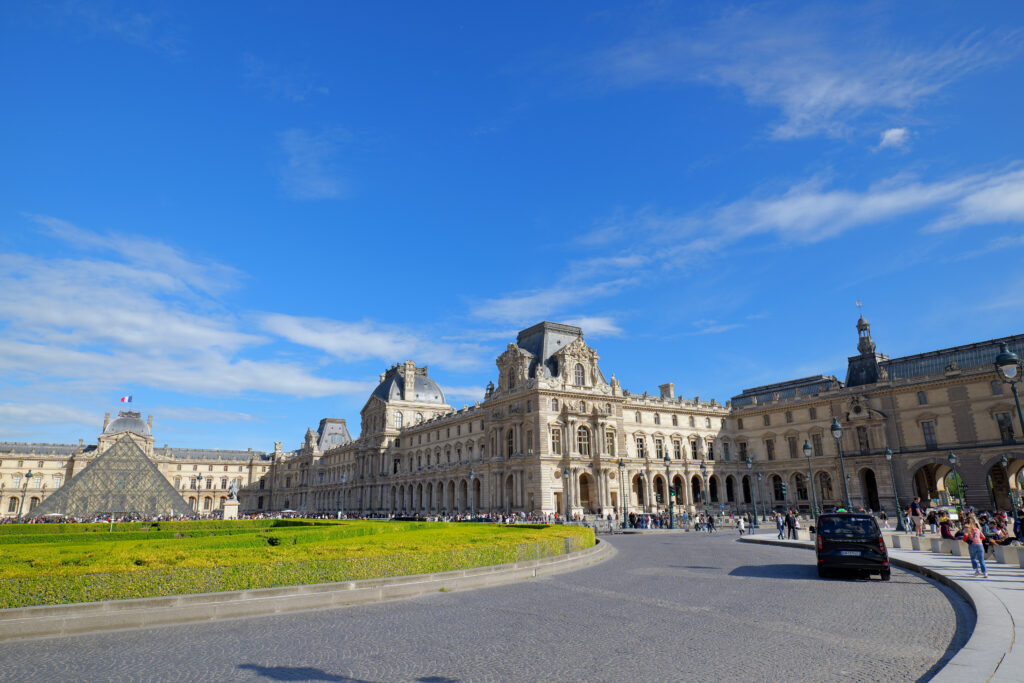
[0,520,594,608]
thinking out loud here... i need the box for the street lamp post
[637,471,646,514]
[19,470,32,519]
[699,460,709,519]
[803,440,820,521]
[664,454,674,529]
[948,451,965,510]
[1000,456,1019,526]
[746,458,760,529]
[340,472,348,519]
[194,475,203,517]
[562,467,570,522]
[995,343,1024,520]
[469,468,476,519]
[830,418,853,509]
[884,448,907,532]
[618,459,628,529]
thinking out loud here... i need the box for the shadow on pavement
[728,564,817,579]
[237,664,373,682]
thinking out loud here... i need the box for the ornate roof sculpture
[30,435,193,518]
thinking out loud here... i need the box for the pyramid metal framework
[31,435,193,518]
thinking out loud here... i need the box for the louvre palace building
[3,318,1024,520]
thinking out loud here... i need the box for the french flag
[120,395,132,403]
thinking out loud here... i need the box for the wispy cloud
[155,407,258,423]
[875,127,911,151]
[279,128,350,200]
[260,315,489,371]
[0,402,98,429]
[593,8,1020,139]
[242,53,329,102]
[441,385,486,403]
[564,316,623,337]
[59,1,185,56]
[470,278,635,326]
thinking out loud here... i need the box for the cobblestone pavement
[1,532,973,683]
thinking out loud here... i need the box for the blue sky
[2,2,1023,450]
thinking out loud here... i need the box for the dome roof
[371,370,445,404]
[104,411,150,436]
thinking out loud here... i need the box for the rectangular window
[812,433,823,458]
[922,421,937,450]
[53,475,62,487]
[551,428,562,455]
[765,439,775,461]
[257,496,264,510]
[917,391,928,406]
[655,438,664,458]
[738,442,748,458]
[997,413,1015,444]
[788,436,798,459]
[763,414,770,427]
[690,440,699,460]
[636,437,646,458]
[992,380,1004,396]
[737,418,744,430]
[723,442,730,461]
[605,431,615,456]
[785,411,793,424]
[673,440,682,460]
[707,441,714,460]
[809,407,817,420]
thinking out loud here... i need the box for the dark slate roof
[165,447,269,462]
[516,321,583,363]
[317,418,352,450]
[880,334,1024,381]
[0,442,94,456]
[104,411,150,436]
[371,366,446,404]
[732,375,840,407]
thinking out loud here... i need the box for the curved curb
[739,536,1013,682]
[0,539,614,642]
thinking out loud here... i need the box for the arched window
[203,497,212,511]
[508,371,516,389]
[705,417,711,428]
[551,398,559,411]
[773,475,784,500]
[506,429,515,457]
[7,498,17,513]
[574,363,585,386]
[395,412,403,429]
[636,436,647,458]
[577,426,591,456]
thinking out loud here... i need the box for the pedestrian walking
[785,510,797,540]
[908,497,924,536]
[776,513,784,540]
[737,516,746,535]
[963,517,988,578]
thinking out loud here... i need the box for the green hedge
[0,528,593,608]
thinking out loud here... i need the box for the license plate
[840,550,860,557]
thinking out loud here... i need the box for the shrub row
[0,528,594,608]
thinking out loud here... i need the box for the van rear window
[819,517,879,537]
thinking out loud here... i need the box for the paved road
[1,532,972,682]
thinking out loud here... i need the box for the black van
[815,513,890,580]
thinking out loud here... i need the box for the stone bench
[992,544,1024,567]
[930,538,954,554]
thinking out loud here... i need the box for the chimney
[402,360,416,400]
[659,383,675,399]
[147,415,153,429]
[103,412,110,431]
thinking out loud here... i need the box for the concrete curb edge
[0,538,615,642]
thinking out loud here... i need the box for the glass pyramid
[31,435,194,518]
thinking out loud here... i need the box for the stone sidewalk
[742,530,1022,682]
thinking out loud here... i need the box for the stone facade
[5,318,1023,520]
[241,319,1024,519]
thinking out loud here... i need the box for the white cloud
[927,169,1024,232]
[594,9,1019,139]
[279,128,350,200]
[0,402,98,429]
[154,407,258,423]
[260,314,488,370]
[441,385,486,403]
[564,316,623,337]
[242,53,329,102]
[876,127,911,151]
[471,278,635,325]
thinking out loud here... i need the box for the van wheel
[817,565,828,578]
[880,570,891,581]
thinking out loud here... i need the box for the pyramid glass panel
[31,435,193,518]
